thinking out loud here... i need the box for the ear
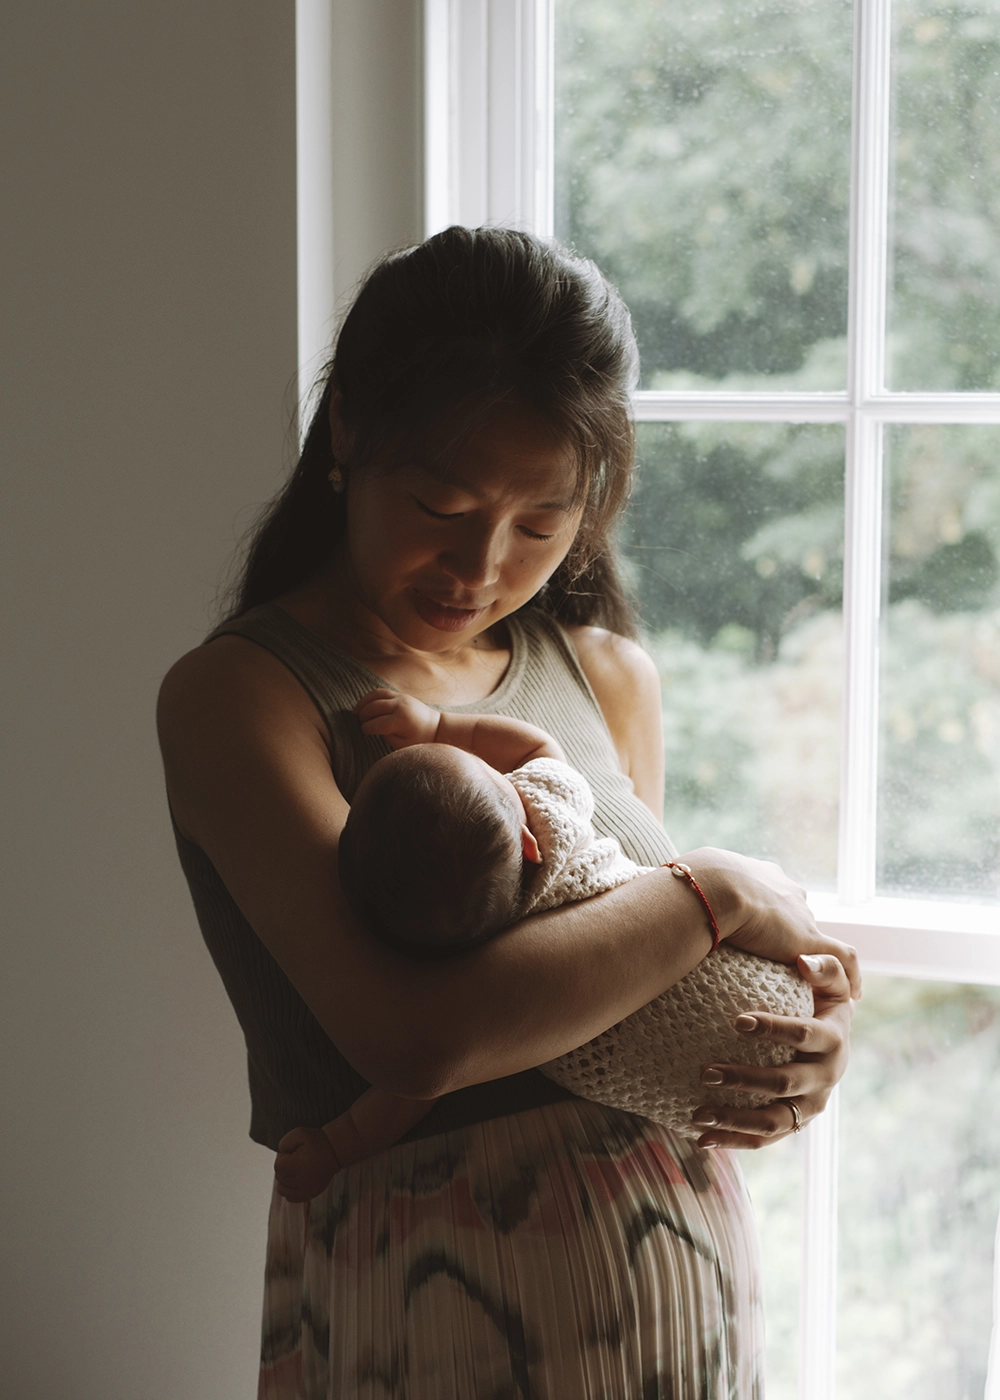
[521,825,542,865]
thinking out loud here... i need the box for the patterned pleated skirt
[257,1098,765,1400]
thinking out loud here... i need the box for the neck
[280,554,503,671]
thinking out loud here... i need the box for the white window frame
[423,1,1000,1394]
[422,0,1000,966]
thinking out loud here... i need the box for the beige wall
[0,3,421,1395]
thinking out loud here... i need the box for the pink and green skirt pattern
[258,1097,764,1399]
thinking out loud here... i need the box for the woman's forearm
[318,846,858,1100]
[347,864,721,1097]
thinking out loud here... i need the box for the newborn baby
[274,689,813,1202]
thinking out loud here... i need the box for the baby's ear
[521,826,543,864]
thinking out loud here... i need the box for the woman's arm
[158,634,858,1102]
[566,623,858,1142]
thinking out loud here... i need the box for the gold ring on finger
[783,1098,804,1133]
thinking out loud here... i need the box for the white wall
[0,3,421,1396]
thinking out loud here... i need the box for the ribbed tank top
[171,602,679,1149]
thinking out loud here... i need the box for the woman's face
[339,402,585,651]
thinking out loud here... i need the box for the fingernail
[801,955,824,972]
[699,1138,721,1150]
[701,1068,725,1086]
[734,1014,759,1033]
[692,1109,718,1126]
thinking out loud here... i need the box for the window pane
[553,0,853,390]
[878,425,1000,899]
[625,423,843,885]
[838,976,1000,1398]
[740,1137,803,1400]
[887,1,1000,390]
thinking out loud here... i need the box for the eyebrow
[411,460,577,513]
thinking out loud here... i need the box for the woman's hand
[691,953,855,1149]
[686,847,862,999]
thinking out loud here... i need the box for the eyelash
[414,498,555,541]
[415,499,457,521]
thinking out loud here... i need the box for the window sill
[809,892,1000,984]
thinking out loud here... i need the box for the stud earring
[328,461,346,493]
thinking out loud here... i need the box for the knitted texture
[510,759,815,1138]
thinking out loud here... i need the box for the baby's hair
[338,746,525,957]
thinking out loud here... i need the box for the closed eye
[414,497,462,521]
[415,495,555,540]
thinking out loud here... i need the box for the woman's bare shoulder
[158,634,326,742]
[157,634,335,846]
[563,624,658,692]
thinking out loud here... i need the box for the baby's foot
[274,1125,339,1202]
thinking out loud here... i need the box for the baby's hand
[355,688,440,749]
[274,1125,340,1203]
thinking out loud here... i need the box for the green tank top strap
[209,603,676,865]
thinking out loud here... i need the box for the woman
[157,226,858,1399]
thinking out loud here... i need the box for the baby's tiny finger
[353,688,395,713]
[356,698,397,722]
[358,713,401,737]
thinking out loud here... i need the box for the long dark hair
[224,226,640,635]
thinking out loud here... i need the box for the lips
[411,589,490,632]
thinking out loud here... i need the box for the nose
[439,521,504,592]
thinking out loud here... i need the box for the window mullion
[457,0,490,226]
[632,392,849,423]
[848,0,892,403]
[840,0,892,905]
[531,0,554,237]
[424,0,456,237]
[839,411,883,904]
[808,1,892,1395]
[425,0,551,235]
[800,1089,841,1400]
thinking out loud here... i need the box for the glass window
[878,425,1000,899]
[626,423,843,886]
[838,976,1000,1398]
[743,977,1000,1400]
[887,1,1000,390]
[544,0,1000,1386]
[554,0,853,390]
[741,1137,804,1398]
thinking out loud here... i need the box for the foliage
[890,0,1000,389]
[556,0,1000,391]
[556,7,1000,897]
[879,600,1000,896]
[626,423,844,659]
[556,0,853,387]
[742,977,1000,1400]
[554,6,1000,1392]
[645,613,843,885]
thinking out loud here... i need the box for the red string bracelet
[662,862,721,954]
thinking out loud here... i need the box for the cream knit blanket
[509,759,814,1137]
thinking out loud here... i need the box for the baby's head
[338,746,538,956]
